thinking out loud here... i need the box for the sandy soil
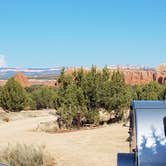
[0,111,129,166]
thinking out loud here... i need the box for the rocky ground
[0,110,129,166]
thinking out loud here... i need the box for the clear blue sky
[0,0,166,67]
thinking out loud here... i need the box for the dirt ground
[0,111,129,166]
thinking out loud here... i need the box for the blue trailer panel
[117,153,134,166]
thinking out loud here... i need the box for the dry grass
[0,143,55,166]
[0,109,55,124]
[0,110,128,166]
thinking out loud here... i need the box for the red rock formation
[155,64,166,84]
[109,69,155,85]
[14,72,30,87]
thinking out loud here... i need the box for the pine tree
[109,71,132,120]
[31,86,57,110]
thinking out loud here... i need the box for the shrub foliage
[0,143,55,166]
[0,78,27,112]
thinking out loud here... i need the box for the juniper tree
[0,78,27,112]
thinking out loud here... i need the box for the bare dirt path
[0,112,128,166]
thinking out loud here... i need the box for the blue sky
[0,0,166,67]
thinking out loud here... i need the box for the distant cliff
[109,69,166,85]
[65,64,166,85]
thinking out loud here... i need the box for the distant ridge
[1,64,166,85]
[65,64,155,71]
[0,67,63,80]
[107,64,154,70]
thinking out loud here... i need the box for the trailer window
[163,117,166,137]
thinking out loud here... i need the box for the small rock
[36,120,59,132]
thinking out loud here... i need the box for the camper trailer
[118,100,166,166]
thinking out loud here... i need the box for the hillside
[0,67,62,80]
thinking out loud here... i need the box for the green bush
[56,67,133,127]
[57,105,100,128]
[0,143,55,166]
[0,78,27,112]
[83,108,100,125]
[135,81,165,100]
[25,93,36,110]
[30,86,58,110]
[57,105,79,129]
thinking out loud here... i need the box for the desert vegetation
[0,78,27,112]
[0,143,55,166]
[0,66,166,129]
